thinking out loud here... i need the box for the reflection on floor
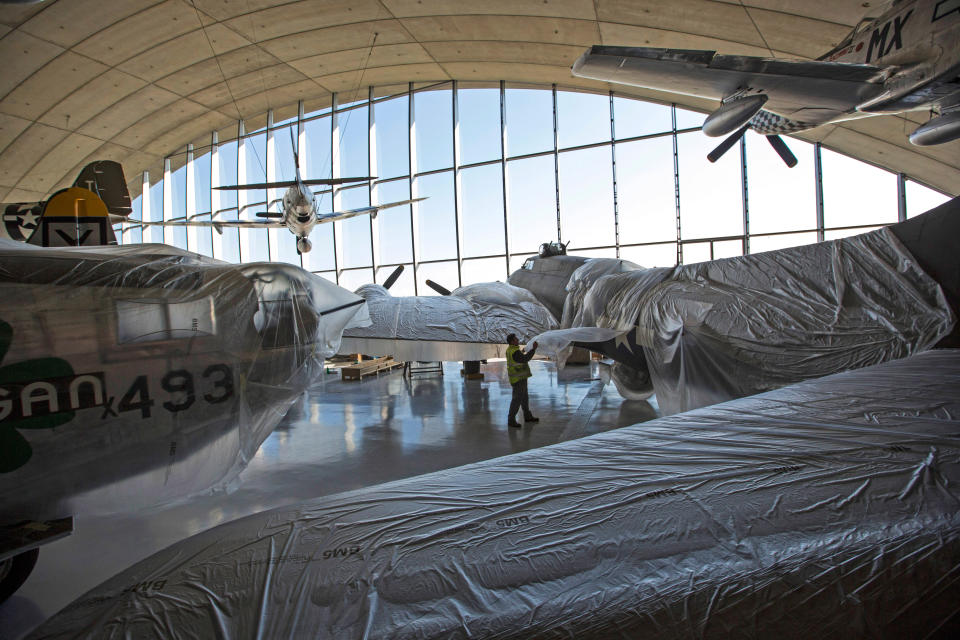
[0,359,660,638]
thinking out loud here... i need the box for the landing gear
[296,237,312,254]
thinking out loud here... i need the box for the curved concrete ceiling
[1,0,957,202]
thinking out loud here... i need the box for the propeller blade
[425,279,451,296]
[765,135,798,168]
[382,264,405,289]
[707,124,749,163]
[255,211,284,219]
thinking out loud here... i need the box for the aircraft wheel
[0,548,39,604]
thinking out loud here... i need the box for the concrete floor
[0,359,660,639]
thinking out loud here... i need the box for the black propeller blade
[706,126,798,168]
[425,279,451,296]
[255,211,284,218]
[382,264,404,290]
[707,124,748,163]
[765,135,798,168]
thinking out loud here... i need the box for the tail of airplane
[1,160,131,247]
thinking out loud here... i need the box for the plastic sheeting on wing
[342,281,557,359]
[31,350,960,639]
[0,240,368,521]
[535,228,954,414]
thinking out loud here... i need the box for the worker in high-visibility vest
[505,333,539,428]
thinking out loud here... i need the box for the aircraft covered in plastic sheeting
[340,268,559,362]
[29,350,960,638]
[0,240,369,600]
[520,196,959,414]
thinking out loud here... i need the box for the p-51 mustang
[125,149,422,254]
[572,0,960,165]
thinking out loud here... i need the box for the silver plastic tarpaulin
[341,282,557,361]
[30,350,960,638]
[0,240,368,520]
[536,227,954,413]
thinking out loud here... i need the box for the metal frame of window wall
[123,82,938,292]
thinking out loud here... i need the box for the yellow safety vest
[506,344,531,384]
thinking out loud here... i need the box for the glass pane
[685,240,743,263]
[613,97,672,139]
[557,90,610,149]
[338,268,374,292]
[414,171,456,262]
[749,231,818,254]
[168,162,187,250]
[416,260,459,296]
[460,164,505,258]
[677,131,743,241]
[505,86,553,157]
[305,116,333,180]
[821,148,897,228]
[376,180,413,265]
[414,87,453,173]
[906,180,950,218]
[242,133,269,263]
[215,140,240,264]
[619,242,677,267]
[745,132,816,234]
[337,106,369,179]
[339,186,372,268]
[461,256,508,285]
[125,195,143,245]
[616,137,677,244]
[559,146,615,250]
[713,239,743,259]
[302,223,335,272]
[192,151,213,257]
[273,124,297,183]
[824,226,881,240]
[376,264,415,296]
[682,242,710,264]
[675,107,705,129]
[574,247,618,258]
[374,95,409,179]
[315,270,336,283]
[458,87,501,165]
[148,180,164,245]
[506,155,556,254]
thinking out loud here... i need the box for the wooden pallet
[340,356,403,381]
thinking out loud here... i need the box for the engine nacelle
[296,237,312,254]
[702,94,768,137]
[909,111,960,146]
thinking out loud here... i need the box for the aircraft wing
[572,46,888,125]
[213,176,374,190]
[115,217,287,230]
[316,198,426,224]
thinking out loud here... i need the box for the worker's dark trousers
[508,378,532,423]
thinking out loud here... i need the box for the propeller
[255,211,284,219]
[425,279,452,296]
[382,264,404,290]
[707,125,797,167]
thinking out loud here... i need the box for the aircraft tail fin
[73,160,132,216]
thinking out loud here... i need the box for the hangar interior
[1,0,959,637]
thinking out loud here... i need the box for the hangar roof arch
[1,0,957,201]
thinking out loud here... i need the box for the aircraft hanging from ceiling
[571,0,960,165]
[123,146,423,255]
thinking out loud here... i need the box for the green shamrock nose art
[0,320,76,473]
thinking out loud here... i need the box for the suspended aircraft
[571,0,960,166]
[124,144,422,255]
